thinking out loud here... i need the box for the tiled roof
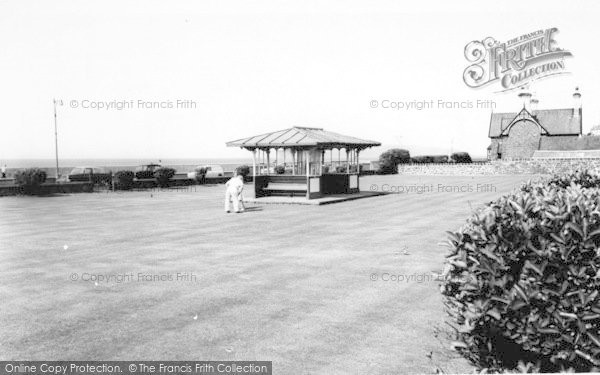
[226,127,381,149]
[489,108,581,138]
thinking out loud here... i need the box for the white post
[252,149,257,194]
[266,148,270,175]
[305,149,310,199]
[346,148,350,174]
[320,150,324,175]
[306,150,310,177]
[252,149,256,178]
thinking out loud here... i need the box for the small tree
[15,168,47,195]
[154,167,176,188]
[378,148,410,174]
[236,165,250,177]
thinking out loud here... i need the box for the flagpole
[54,99,59,179]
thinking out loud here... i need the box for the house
[487,88,600,160]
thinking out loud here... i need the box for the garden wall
[397,159,600,176]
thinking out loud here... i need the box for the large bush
[114,170,134,190]
[378,148,410,174]
[442,173,600,372]
[15,168,47,195]
[451,152,472,163]
[154,167,175,188]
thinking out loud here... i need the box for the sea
[2,157,377,176]
[1,158,255,175]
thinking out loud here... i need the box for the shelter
[226,127,380,199]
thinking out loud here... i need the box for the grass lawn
[0,174,541,373]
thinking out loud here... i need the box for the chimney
[573,87,581,118]
[518,87,532,112]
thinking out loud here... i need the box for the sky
[1,0,599,162]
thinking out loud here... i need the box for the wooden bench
[263,182,307,197]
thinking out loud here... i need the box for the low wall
[397,159,600,176]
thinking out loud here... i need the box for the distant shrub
[236,165,250,177]
[411,156,434,163]
[451,152,472,163]
[135,170,154,179]
[336,165,347,173]
[114,170,134,190]
[378,148,410,174]
[15,168,47,195]
[442,175,600,372]
[154,167,175,188]
[410,155,448,163]
[274,165,285,174]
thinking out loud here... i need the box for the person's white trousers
[224,190,240,212]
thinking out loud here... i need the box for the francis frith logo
[463,27,572,91]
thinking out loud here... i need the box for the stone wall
[397,159,600,176]
[540,135,600,150]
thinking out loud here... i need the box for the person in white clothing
[237,174,246,211]
[224,172,244,213]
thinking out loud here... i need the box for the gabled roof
[489,108,581,138]
[226,127,381,149]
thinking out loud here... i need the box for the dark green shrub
[411,156,434,163]
[236,165,250,177]
[451,152,472,163]
[378,148,410,174]
[336,165,347,173]
[274,165,285,174]
[154,167,175,188]
[442,180,600,372]
[15,168,47,195]
[547,170,600,189]
[412,155,448,163]
[135,170,154,179]
[114,170,134,190]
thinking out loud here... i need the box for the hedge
[442,171,600,372]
